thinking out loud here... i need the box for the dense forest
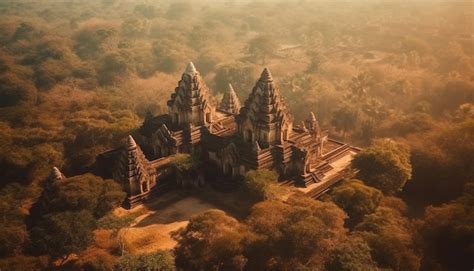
[0,0,472,270]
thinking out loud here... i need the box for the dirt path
[118,194,221,253]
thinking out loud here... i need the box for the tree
[306,49,325,73]
[327,179,382,225]
[214,63,258,96]
[245,195,347,270]
[325,235,378,271]
[151,41,191,74]
[11,22,36,41]
[243,169,284,201]
[349,73,372,99]
[331,106,358,138]
[432,80,474,113]
[116,250,175,271]
[403,120,474,206]
[247,35,278,64]
[0,255,48,271]
[73,22,117,59]
[0,72,37,107]
[173,209,249,271]
[352,139,412,195]
[39,173,125,218]
[0,183,33,256]
[418,183,474,271]
[134,4,158,19]
[121,18,148,38]
[355,207,420,270]
[30,210,96,265]
[194,51,224,75]
[166,3,193,20]
[97,52,130,85]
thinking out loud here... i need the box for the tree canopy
[326,179,383,225]
[30,210,96,264]
[352,139,412,195]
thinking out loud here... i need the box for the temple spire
[184,62,197,75]
[128,135,137,149]
[114,135,151,205]
[237,67,292,147]
[219,83,241,114]
[253,140,261,153]
[49,167,65,183]
[305,112,320,138]
[168,62,215,127]
[259,67,273,82]
[300,121,307,131]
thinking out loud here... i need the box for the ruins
[85,63,359,208]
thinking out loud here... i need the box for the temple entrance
[141,181,149,193]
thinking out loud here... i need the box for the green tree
[115,250,175,271]
[30,210,96,265]
[327,179,383,225]
[325,235,378,271]
[352,139,412,195]
[172,209,249,271]
[243,169,283,201]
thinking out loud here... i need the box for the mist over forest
[0,0,472,270]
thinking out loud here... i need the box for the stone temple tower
[167,62,215,128]
[114,135,152,207]
[237,68,293,148]
[219,83,241,115]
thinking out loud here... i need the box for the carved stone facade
[167,62,215,128]
[219,83,241,115]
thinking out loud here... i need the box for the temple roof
[219,83,241,115]
[167,62,213,113]
[49,166,65,182]
[260,67,273,82]
[238,67,292,128]
[116,135,150,187]
[184,61,197,75]
[128,135,137,149]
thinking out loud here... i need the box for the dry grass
[113,194,222,254]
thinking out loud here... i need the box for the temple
[90,62,360,208]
